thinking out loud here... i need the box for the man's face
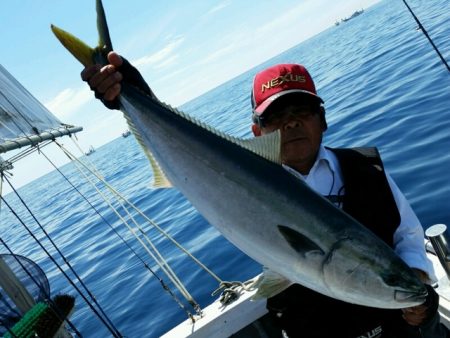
[259,102,325,174]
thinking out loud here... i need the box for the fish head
[380,265,428,307]
[319,236,427,309]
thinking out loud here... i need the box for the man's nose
[283,118,302,130]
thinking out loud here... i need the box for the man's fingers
[402,305,428,326]
[89,65,114,88]
[81,65,101,82]
[108,52,123,67]
[103,83,121,101]
[96,71,123,94]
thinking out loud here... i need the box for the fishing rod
[401,0,450,73]
[40,145,199,321]
[0,238,83,337]
[0,176,123,338]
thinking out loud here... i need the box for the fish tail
[51,0,113,67]
[50,24,96,67]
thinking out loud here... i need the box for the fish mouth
[394,287,428,304]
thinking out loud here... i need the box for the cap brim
[254,89,324,115]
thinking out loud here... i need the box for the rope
[64,140,223,284]
[211,278,258,305]
[402,0,450,73]
[63,139,262,312]
[57,144,197,308]
[39,145,197,322]
[0,175,123,338]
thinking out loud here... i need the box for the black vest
[267,147,406,338]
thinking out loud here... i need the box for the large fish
[51,0,427,309]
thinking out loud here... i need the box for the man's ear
[252,123,262,136]
[320,107,328,131]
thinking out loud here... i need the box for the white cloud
[198,43,238,65]
[133,36,185,68]
[44,86,93,120]
[152,54,179,70]
[204,0,231,16]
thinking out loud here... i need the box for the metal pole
[425,224,450,279]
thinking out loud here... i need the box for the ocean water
[1,0,449,336]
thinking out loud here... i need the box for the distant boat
[85,145,95,156]
[336,9,364,25]
[122,130,131,138]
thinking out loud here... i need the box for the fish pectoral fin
[278,225,325,257]
[251,268,292,300]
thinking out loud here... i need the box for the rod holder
[425,224,450,280]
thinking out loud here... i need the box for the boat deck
[163,248,450,337]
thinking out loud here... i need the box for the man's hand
[81,51,123,102]
[402,269,439,327]
[402,304,429,326]
[81,51,154,110]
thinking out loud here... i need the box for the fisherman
[81,52,448,338]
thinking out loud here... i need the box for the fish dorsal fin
[251,267,292,300]
[159,101,282,164]
[123,113,172,188]
[238,131,281,164]
[121,96,281,188]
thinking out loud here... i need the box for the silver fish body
[120,88,426,309]
[51,0,427,309]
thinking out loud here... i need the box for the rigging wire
[0,237,83,337]
[61,140,239,313]
[39,145,198,321]
[402,0,450,73]
[5,140,53,164]
[59,144,196,301]
[62,140,254,314]
[65,140,223,285]
[59,141,205,317]
[0,174,123,338]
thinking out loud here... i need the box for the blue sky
[0,0,380,190]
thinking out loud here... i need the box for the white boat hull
[163,247,450,337]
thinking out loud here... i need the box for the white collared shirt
[283,145,436,280]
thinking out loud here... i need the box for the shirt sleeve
[386,173,437,282]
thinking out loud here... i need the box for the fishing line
[0,193,121,338]
[39,145,198,321]
[0,176,123,338]
[0,237,83,337]
[63,139,259,315]
[6,140,53,164]
[60,142,214,303]
[62,142,206,318]
[402,0,450,73]
[63,140,223,284]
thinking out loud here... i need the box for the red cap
[251,64,323,116]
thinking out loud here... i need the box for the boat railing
[426,224,450,280]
